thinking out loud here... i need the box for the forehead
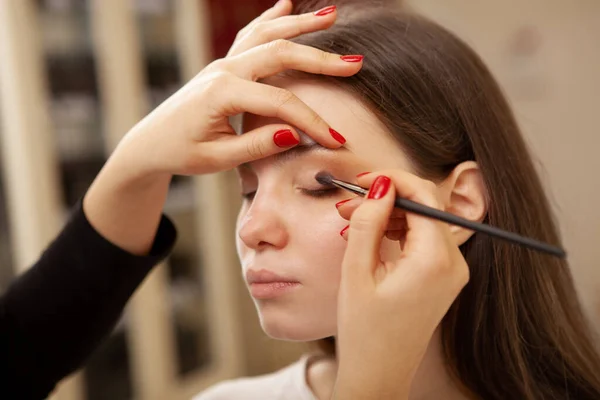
[242,77,413,171]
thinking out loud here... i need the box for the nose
[237,192,289,251]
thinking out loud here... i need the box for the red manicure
[314,5,336,16]
[340,225,349,237]
[340,55,364,62]
[273,129,299,147]
[356,172,371,178]
[367,176,391,200]
[329,127,346,144]
[335,199,351,208]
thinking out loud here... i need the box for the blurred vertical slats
[90,1,178,399]
[0,1,84,399]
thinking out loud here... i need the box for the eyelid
[300,187,339,198]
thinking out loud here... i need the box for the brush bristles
[315,172,334,186]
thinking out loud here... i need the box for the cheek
[235,208,248,259]
[294,208,348,284]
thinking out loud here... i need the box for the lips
[245,269,299,285]
[246,269,301,300]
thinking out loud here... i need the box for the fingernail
[340,225,349,237]
[329,127,346,144]
[335,199,351,208]
[273,129,299,147]
[340,55,364,62]
[356,172,370,178]
[368,176,391,200]
[314,5,336,16]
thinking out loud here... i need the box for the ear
[438,161,488,246]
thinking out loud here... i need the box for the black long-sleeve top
[0,203,177,399]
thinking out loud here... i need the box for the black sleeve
[0,201,177,399]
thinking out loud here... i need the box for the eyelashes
[240,170,341,200]
[241,187,340,200]
[300,187,340,198]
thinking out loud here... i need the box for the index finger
[224,77,348,148]
[227,39,363,82]
[243,0,292,32]
[356,171,451,259]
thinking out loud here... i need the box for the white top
[193,354,317,400]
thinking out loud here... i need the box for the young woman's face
[236,77,414,341]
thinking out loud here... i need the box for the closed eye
[241,188,340,201]
[300,188,340,198]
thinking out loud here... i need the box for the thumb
[342,175,396,285]
[212,124,300,169]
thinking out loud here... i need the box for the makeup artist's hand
[83,0,360,254]
[114,0,355,180]
[332,171,469,399]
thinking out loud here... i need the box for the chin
[257,307,335,342]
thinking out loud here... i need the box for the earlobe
[442,161,488,245]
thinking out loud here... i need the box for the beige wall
[407,0,600,324]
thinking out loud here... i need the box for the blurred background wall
[0,1,597,400]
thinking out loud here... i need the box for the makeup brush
[316,172,566,258]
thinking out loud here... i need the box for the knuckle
[203,72,232,96]
[236,27,247,39]
[350,207,376,233]
[210,71,231,86]
[246,135,267,160]
[319,49,331,64]
[307,109,323,128]
[267,38,291,54]
[272,88,296,109]
[207,58,228,73]
[251,22,268,38]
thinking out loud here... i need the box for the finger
[217,77,347,148]
[230,6,337,56]
[239,0,293,38]
[337,196,405,221]
[386,218,406,232]
[335,196,363,220]
[356,170,449,259]
[198,124,302,169]
[343,175,396,283]
[226,39,363,81]
[385,229,406,242]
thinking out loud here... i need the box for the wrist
[333,367,411,400]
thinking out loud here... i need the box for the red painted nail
[340,225,349,237]
[314,5,336,16]
[329,127,346,144]
[335,199,351,208]
[273,129,299,147]
[356,172,371,178]
[368,176,391,200]
[340,55,364,62]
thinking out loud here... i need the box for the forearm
[0,201,176,398]
[83,145,172,256]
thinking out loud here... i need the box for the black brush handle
[394,197,566,258]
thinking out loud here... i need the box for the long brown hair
[287,1,600,398]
